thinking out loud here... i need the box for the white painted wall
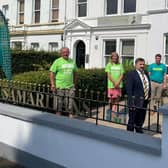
[148,0,167,11]
[0,104,168,168]
[147,13,168,63]
[26,35,63,50]
[1,0,168,67]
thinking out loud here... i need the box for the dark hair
[135,58,145,64]
[155,54,161,58]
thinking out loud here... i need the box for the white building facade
[0,0,168,69]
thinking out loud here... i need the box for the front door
[76,41,85,68]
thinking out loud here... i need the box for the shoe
[153,105,157,111]
[136,129,144,134]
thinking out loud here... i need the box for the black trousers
[127,100,148,132]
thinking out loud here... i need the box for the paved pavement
[76,97,168,138]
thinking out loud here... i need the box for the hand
[51,85,56,92]
[162,84,167,90]
[114,81,120,88]
[150,111,155,116]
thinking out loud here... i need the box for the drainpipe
[63,0,67,47]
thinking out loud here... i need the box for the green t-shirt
[105,63,124,88]
[50,57,77,89]
[148,63,167,83]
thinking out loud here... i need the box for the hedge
[13,69,107,93]
[11,50,60,74]
[10,66,168,98]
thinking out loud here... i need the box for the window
[106,0,118,15]
[31,43,39,50]
[18,0,24,24]
[104,40,116,65]
[124,0,136,13]
[51,0,59,22]
[12,41,22,50]
[166,0,168,8]
[2,5,9,17]
[33,0,41,23]
[121,39,134,64]
[77,0,87,17]
[165,36,168,64]
[48,42,58,51]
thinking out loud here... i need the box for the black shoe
[127,126,134,132]
[136,129,144,134]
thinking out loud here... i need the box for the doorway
[76,41,85,68]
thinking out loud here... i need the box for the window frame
[103,38,135,66]
[31,42,39,51]
[17,0,24,24]
[48,42,58,52]
[104,39,117,65]
[50,0,59,22]
[166,0,168,9]
[120,39,135,64]
[33,0,41,23]
[105,0,118,15]
[164,35,168,65]
[122,0,136,14]
[76,0,87,17]
[12,41,22,50]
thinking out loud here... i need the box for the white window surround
[31,42,39,50]
[104,39,117,65]
[50,0,59,22]
[17,0,24,25]
[105,0,136,16]
[122,0,136,14]
[12,41,22,50]
[33,0,41,23]
[48,42,58,51]
[164,35,168,65]
[105,0,118,15]
[76,0,88,18]
[103,38,135,66]
[165,0,168,9]
[120,39,135,64]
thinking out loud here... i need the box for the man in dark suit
[126,58,151,133]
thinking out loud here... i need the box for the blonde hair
[111,52,119,64]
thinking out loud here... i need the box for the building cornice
[12,22,64,28]
[148,9,168,15]
[93,24,151,31]
[66,24,151,32]
[10,29,64,36]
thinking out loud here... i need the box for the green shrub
[76,68,106,93]
[13,65,139,97]
[11,50,60,74]
[0,67,6,79]
[13,71,49,85]
[13,69,107,93]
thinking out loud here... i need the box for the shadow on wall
[5,108,67,168]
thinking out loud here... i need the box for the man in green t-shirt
[49,47,77,116]
[148,54,167,110]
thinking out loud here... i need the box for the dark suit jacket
[126,70,151,108]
